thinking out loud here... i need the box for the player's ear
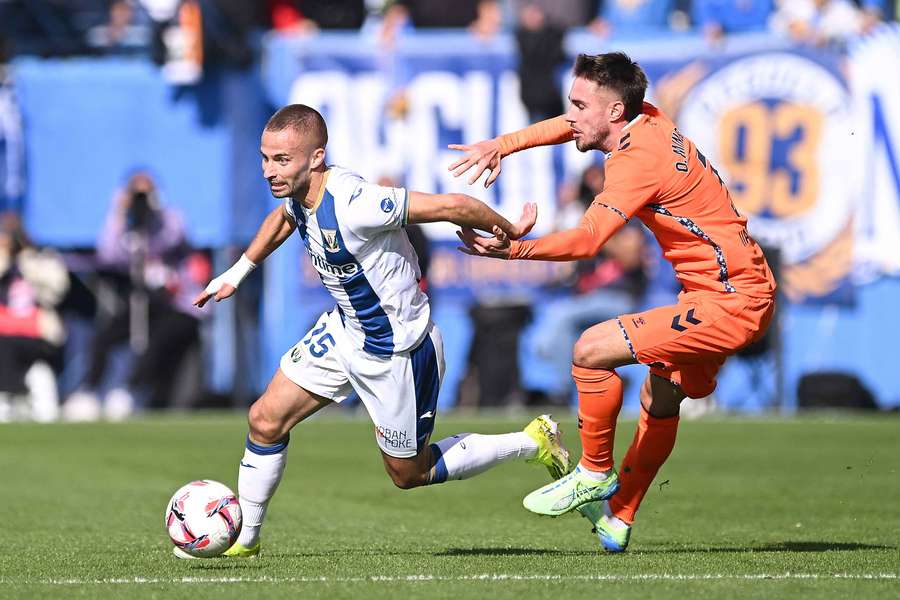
[310,147,326,169]
[609,100,625,122]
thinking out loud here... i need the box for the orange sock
[608,407,679,524]
[572,366,623,473]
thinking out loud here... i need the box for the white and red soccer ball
[165,480,242,558]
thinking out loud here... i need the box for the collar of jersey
[304,168,331,214]
[622,113,646,133]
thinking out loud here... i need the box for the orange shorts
[617,291,775,398]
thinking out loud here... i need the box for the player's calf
[382,453,432,489]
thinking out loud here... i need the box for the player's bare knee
[247,401,286,444]
[571,335,594,367]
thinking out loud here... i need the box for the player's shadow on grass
[185,562,266,571]
[436,548,597,557]
[644,541,893,554]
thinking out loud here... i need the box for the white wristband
[204,253,257,295]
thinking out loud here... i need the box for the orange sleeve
[508,203,628,261]
[496,116,574,157]
[508,143,660,261]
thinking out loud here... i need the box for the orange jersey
[505,103,776,298]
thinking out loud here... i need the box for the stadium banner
[0,72,25,212]
[264,29,900,304]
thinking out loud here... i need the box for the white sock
[576,463,611,481]
[602,501,629,529]
[428,432,538,483]
[236,436,289,547]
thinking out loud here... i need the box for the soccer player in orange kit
[450,52,776,552]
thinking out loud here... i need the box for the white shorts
[279,309,445,458]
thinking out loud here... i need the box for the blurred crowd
[0,0,877,420]
[0,171,213,422]
[0,0,895,65]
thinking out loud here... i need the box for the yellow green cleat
[523,414,573,480]
[594,514,631,552]
[523,466,619,516]
[222,541,260,558]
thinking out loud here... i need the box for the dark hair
[573,52,648,121]
[265,104,328,149]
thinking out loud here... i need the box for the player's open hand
[193,282,236,308]
[447,139,503,188]
[456,226,511,259]
[509,202,537,240]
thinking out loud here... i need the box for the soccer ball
[164,480,242,558]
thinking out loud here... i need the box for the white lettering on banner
[680,53,860,269]
[849,25,900,279]
[287,69,567,240]
[496,71,556,238]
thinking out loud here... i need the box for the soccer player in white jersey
[180,104,571,559]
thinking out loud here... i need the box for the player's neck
[298,167,329,210]
[601,121,627,153]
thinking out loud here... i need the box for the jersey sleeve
[509,201,629,261]
[496,115,574,156]
[509,143,660,261]
[342,181,409,238]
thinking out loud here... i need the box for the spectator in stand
[590,0,675,37]
[693,0,773,43]
[63,171,210,421]
[195,0,268,69]
[769,0,863,46]
[0,212,69,422]
[86,0,152,54]
[514,2,568,123]
[268,0,367,32]
[511,0,593,28]
[859,0,887,30]
[528,164,648,404]
[382,0,503,43]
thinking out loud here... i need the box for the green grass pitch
[1,413,898,599]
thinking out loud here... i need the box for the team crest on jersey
[290,345,302,363]
[380,197,395,213]
[322,229,340,253]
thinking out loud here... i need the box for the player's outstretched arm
[406,192,536,240]
[447,115,574,188]
[193,205,296,308]
[457,200,627,261]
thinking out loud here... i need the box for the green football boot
[222,541,260,558]
[523,466,619,516]
[524,414,573,479]
[575,500,604,527]
[594,515,631,552]
[574,501,632,552]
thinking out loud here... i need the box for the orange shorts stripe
[618,291,775,398]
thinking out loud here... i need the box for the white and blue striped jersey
[283,166,430,356]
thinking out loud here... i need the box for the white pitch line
[8,573,898,585]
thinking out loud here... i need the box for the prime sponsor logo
[308,250,359,280]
